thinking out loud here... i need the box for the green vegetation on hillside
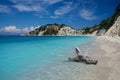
[43,29,58,35]
[82,24,99,34]
[28,23,67,35]
[83,4,120,34]
[98,4,120,31]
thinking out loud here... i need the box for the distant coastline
[23,4,120,39]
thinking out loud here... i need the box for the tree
[43,28,58,35]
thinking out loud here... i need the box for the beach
[14,36,120,80]
[0,36,120,80]
[15,36,120,80]
[76,36,120,80]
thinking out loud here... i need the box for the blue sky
[0,0,120,34]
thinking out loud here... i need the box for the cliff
[105,16,120,37]
[23,24,84,36]
[82,4,120,36]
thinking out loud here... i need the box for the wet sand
[79,37,120,80]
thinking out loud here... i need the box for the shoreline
[14,36,95,80]
[5,36,120,80]
[80,36,120,80]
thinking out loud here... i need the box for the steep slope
[105,16,120,37]
[82,4,120,36]
[24,24,64,36]
[57,26,76,36]
[23,24,84,36]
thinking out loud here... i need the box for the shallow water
[0,36,93,80]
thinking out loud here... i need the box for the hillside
[105,16,120,37]
[23,24,84,36]
[24,4,120,36]
[82,4,120,36]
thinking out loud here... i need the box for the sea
[0,36,94,80]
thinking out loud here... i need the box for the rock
[57,26,75,36]
[57,26,83,36]
[105,16,120,37]
[68,56,98,65]
[97,29,106,36]
[23,24,84,36]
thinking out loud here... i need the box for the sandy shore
[79,36,120,80]
[15,36,120,80]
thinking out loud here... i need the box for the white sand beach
[14,36,120,80]
[78,36,120,80]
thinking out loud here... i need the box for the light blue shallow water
[0,36,93,80]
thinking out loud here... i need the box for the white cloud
[30,26,35,31]
[0,26,21,33]
[10,0,34,4]
[22,27,29,33]
[50,16,59,19]
[21,26,39,33]
[44,0,63,5]
[10,0,46,14]
[13,4,32,12]
[79,9,97,20]
[29,26,39,31]
[0,25,39,33]
[13,4,44,12]
[11,0,63,12]
[54,2,73,16]
[8,0,79,18]
[0,5,11,13]
[54,1,79,16]
[10,0,63,5]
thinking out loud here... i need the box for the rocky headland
[23,24,84,36]
[23,4,120,39]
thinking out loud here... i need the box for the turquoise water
[0,36,93,80]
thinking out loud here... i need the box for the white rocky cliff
[23,24,84,36]
[57,26,83,36]
[105,16,120,37]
